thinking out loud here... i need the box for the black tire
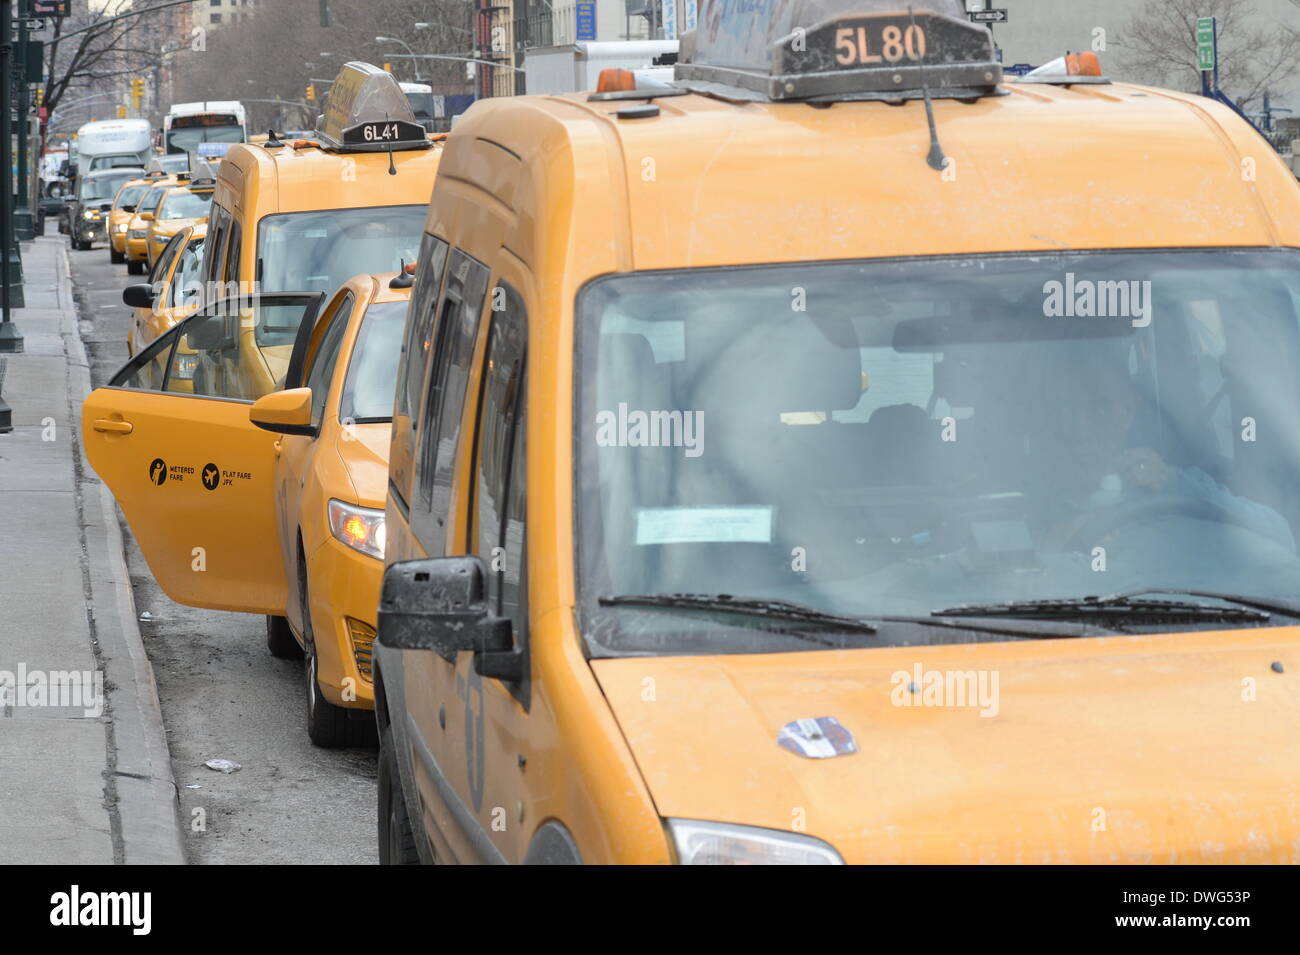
[126,258,145,275]
[73,238,89,251]
[378,723,420,864]
[110,247,125,264]
[300,559,377,748]
[265,614,303,659]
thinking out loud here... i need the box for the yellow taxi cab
[145,175,215,268]
[79,64,440,747]
[85,271,409,746]
[109,172,166,265]
[372,0,1300,864]
[195,61,439,402]
[124,175,178,275]
[123,222,206,356]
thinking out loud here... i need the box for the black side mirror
[123,204,136,212]
[377,557,515,667]
[122,284,155,309]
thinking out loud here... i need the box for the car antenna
[386,113,397,176]
[910,4,948,173]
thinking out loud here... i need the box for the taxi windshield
[114,184,148,209]
[339,300,408,423]
[256,206,425,296]
[577,249,1300,653]
[139,187,165,213]
[160,190,213,220]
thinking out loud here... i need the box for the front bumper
[306,536,381,709]
[74,217,106,243]
[126,235,148,262]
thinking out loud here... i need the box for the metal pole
[14,10,29,240]
[0,0,21,354]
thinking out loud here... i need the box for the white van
[76,119,153,172]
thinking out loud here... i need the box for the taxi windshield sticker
[635,506,773,546]
[778,717,858,759]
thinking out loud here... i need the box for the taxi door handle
[92,418,134,435]
[273,439,283,457]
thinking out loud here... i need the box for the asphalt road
[70,239,378,865]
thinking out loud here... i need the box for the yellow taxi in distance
[125,176,178,275]
[145,179,214,268]
[82,274,407,746]
[196,61,439,402]
[109,175,163,265]
[372,0,1300,864]
[124,222,206,356]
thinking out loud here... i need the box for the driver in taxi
[1039,357,1294,552]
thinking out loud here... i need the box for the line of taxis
[82,0,1300,864]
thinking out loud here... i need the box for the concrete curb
[58,241,187,865]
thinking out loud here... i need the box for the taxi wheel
[378,724,419,865]
[301,565,377,749]
[74,238,90,252]
[265,615,303,659]
[110,248,125,264]
[126,259,145,275]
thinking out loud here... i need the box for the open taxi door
[82,292,325,614]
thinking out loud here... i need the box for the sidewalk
[0,237,184,864]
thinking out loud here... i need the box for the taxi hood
[592,628,1300,863]
[332,421,389,509]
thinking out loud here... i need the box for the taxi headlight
[327,499,385,560]
[666,819,844,865]
[128,229,146,239]
[83,209,100,220]
[153,234,168,243]
[115,223,129,233]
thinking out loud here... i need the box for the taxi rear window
[255,206,425,297]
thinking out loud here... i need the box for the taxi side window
[203,203,232,288]
[170,240,205,309]
[416,249,489,552]
[304,294,353,429]
[148,232,186,287]
[471,282,528,633]
[224,220,242,290]
[398,233,449,426]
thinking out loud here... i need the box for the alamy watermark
[890,664,1000,717]
[595,403,704,458]
[0,665,104,718]
[1043,272,1152,328]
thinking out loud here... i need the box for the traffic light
[306,84,316,101]
[35,87,43,107]
[130,76,145,111]
[383,62,392,72]
[116,105,127,119]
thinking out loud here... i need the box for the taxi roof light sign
[677,0,1001,102]
[315,61,430,152]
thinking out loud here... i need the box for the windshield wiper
[1104,588,1300,620]
[933,594,1269,624]
[599,593,878,634]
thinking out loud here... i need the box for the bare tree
[1120,0,1300,111]
[166,0,476,133]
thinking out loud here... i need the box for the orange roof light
[1065,52,1102,77]
[596,68,637,93]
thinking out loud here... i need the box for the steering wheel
[1064,491,1257,552]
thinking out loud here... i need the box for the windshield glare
[340,301,408,422]
[578,250,1300,652]
[114,185,148,209]
[161,190,213,220]
[256,205,425,296]
[81,175,136,201]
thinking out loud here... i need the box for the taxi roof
[438,80,1300,274]
[215,138,441,217]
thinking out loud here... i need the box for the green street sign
[1197,16,1216,72]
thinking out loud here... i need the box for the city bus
[163,101,247,155]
